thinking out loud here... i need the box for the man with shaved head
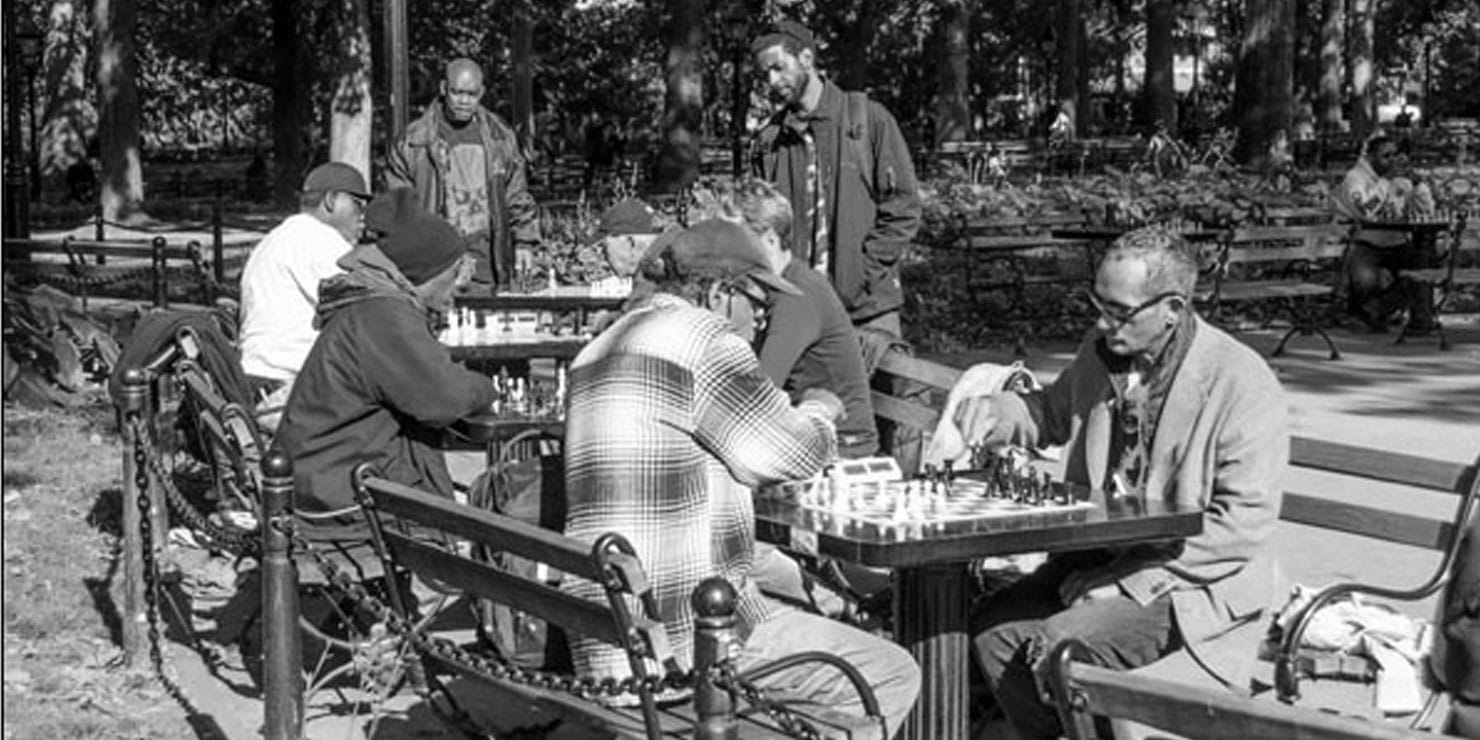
[387,57,540,291]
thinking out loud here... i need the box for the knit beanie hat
[597,199,662,237]
[366,188,464,285]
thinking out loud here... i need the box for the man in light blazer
[956,226,1288,739]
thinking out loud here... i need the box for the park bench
[350,468,886,739]
[1045,638,1428,740]
[1396,213,1480,349]
[1197,222,1349,359]
[868,351,1480,727]
[2,235,224,307]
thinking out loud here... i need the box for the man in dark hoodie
[275,188,496,536]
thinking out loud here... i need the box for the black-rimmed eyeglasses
[1085,288,1183,327]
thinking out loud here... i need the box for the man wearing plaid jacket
[562,219,919,738]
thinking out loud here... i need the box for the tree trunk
[837,0,884,92]
[511,0,534,153]
[40,0,94,196]
[1317,0,1343,132]
[1234,0,1295,162]
[1056,0,1083,135]
[94,0,144,222]
[1347,0,1375,139]
[328,0,372,181]
[934,0,971,146]
[271,0,305,206]
[1143,0,1176,132]
[658,0,704,191]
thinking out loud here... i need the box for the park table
[1051,224,1227,244]
[1357,213,1473,347]
[753,484,1203,740]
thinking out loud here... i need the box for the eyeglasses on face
[1085,288,1183,326]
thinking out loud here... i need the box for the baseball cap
[639,219,800,297]
[302,162,371,200]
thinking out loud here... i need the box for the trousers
[740,601,921,739]
[970,551,1180,740]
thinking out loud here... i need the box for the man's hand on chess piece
[1058,566,1122,607]
[796,388,846,424]
[953,392,1038,451]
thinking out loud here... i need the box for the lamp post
[3,11,31,239]
[17,17,44,200]
[723,1,750,179]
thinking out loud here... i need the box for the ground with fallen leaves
[2,396,195,739]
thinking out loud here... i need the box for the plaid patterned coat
[563,294,837,681]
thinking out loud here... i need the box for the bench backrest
[1284,437,1480,554]
[352,474,676,676]
[1046,639,1428,740]
[175,359,266,514]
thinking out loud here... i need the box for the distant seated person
[562,218,920,737]
[238,162,370,432]
[721,177,878,458]
[589,198,664,297]
[274,188,494,539]
[1332,133,1439,334]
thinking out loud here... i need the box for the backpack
[468,430,570,670]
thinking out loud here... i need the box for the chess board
[758,459,1096,541]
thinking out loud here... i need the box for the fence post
[151,236,168,309]
[94,199,105,264]
[113,368,150,666]
[692,577,739,740]
[212,197,225,287]
[261,452,304,740]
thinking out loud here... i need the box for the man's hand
[1058,567,1122,607]
[953,393,1036,450]
[797,388,845,424]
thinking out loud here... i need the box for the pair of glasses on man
[1084,288,1185,327]
[722,281,771,334]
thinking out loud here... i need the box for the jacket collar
[783,79,843,130]
[1140,315,1217,498]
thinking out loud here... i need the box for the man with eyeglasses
[238,161,371,431]
[562,219,921,737]
[956,226,1288,739]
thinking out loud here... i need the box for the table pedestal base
[895,564,973,740]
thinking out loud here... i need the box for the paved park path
[162,317,1479,739]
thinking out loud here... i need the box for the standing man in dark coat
[749,20,922,341]
[386,57,540,290]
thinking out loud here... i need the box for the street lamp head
[16,16,43,74]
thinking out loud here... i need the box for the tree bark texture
[1317,0,1344,132]
[1234,0,1295,162]
[1144,0,1177,132]
[659,0,704,190]
[837,0,883,92]
[1056,0,1084,135]
[934,0,971,145]
[41,0,94,192]
[512,0,534,154]
[1347,0,1375,139]
[272,0,305,206]
[329,0,373,181]
[94,0,144,221]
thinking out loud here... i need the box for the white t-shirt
[239,213,354,381]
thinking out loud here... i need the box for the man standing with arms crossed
[749,20,922,343]
[387,57,540,291]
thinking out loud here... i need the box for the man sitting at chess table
[275,188,496,540]
[561,219,920,738]
[954,226,1289,740]
[589,198,665,298]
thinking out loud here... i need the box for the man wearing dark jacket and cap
[275,188,495,535]
[386,58,540,290]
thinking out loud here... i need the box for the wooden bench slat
[870,390,942,432]
[1291,437,1477,494]
[874,353,962,393]
[1061,660,1425,740]
[1213,280,1334,300]
[383,531,626,646]
[1280,493,1454,551]
[363,479,606,582]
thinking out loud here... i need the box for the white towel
[922,361,1040,471]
